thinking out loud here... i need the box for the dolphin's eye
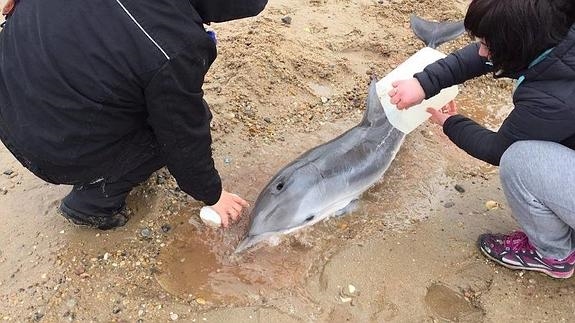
[305,215,314,222]
[276,182,284,191]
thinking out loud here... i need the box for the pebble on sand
[485,200,500,210]
[454,184,465,193]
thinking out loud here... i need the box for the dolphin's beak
[234,233,278,253]
[234,235,259,253]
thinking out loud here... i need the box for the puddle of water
[155,219,317,305]
[155,236,220,300]
[424,283,482,322]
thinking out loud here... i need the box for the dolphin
[235,16,465,253]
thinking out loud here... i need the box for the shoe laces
[504,231,536,253]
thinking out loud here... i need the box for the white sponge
[199,206,222,228]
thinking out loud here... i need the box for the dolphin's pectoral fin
[335,199,360,217]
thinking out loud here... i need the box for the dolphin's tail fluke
[410,15,465,49]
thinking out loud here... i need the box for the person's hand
[210,190,250,228]
[2,0,15,15]
[426,100,457,126]
[388,78,426,110]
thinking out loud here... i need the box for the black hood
[495,23,575,80]
[189,0,268,23]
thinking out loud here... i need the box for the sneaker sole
[479,245,574,279]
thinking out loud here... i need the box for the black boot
[59,201,129,230]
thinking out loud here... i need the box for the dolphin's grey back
[296,82,404,192]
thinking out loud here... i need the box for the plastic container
[375,47,459,134]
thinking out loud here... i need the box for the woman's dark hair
[464,0,575,75]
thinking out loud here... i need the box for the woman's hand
[426,100,458,126]
[388,78,426,110]
[210,190,250,228]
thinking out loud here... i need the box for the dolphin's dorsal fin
[360,79,386,126]
[410,15,465,49]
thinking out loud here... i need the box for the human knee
[499,141,532,182]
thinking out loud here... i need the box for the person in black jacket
[389,0,575,278]
[0,0,267,230]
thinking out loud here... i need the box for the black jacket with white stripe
[0,0,267,205]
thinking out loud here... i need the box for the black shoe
[59,203,129,230]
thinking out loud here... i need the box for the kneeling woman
[390,0,575,278]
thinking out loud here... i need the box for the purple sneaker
[478,231,575,279]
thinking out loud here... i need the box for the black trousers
[60,154,165,218]
[1,127,165,219]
